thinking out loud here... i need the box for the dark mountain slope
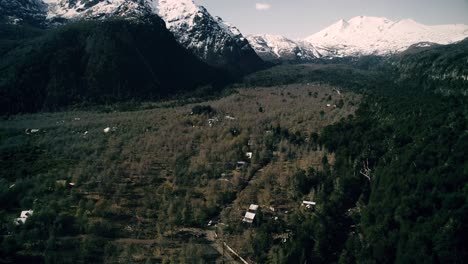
[0,0,47,27]
[0,15,228,114]
[391,38,468,95]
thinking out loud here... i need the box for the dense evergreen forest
[277,89,467,263]
[0,16,229,115]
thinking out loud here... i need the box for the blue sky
[195,0,468,39]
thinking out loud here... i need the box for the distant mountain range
[0,0,265,75]
[248,16,468,61]
[2,1,467,63]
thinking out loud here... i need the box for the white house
[15,210,33,225]
[302,201,316,209]
[249,204,259,211]
[243,204,259,224]
[243,212,256,224]
[245,152,253,159]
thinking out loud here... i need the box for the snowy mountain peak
[158,0,264,74]
[323,19,349,34]
[304,16,468,57]
[348,16,393,25]
[158,0,199,23]
[158,0,244,38]
[335,19,349,29]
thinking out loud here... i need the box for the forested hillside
[391,38,468,95]
[279,90,467,263]
[0,16,228,115]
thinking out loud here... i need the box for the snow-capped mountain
[304,16,468,57]
[246,16,468,61]
[0,0,158,26]
[246,35,321,62]
[158,0,264,74]
[1,0,264,74]
[43,0,157,21]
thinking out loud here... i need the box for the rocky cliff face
[158,0,264,75]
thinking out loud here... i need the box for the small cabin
[243,212,256,224]
[15,210,33,225]
[245,152,253,159]
[302,201,316,209]
[243,204,259,224]
[249,204,259,211]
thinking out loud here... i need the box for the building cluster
[242,204,259,224]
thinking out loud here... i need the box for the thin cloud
[255,3,271,11]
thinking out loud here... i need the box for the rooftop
[249,204,259,211]
[243,212,256,223]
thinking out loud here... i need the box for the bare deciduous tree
[360,159,372,182]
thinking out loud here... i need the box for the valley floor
[0,84,360,263]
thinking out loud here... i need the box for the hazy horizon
[192,0,468,39]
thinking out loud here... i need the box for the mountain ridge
[158,0,265,75]
[246,34,321,62]
[248,16,468,61]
